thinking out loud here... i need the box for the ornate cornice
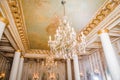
[26,49,50,54]
[79,0,120,36]
[7,0,29,51]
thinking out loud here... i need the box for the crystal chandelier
[42,55,57,71]
[48,0,77,59]
[42,55,57,80]
[48,0,86,59]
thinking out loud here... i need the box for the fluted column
[67,59,72,80]
[73,54,81,80]
[98,29,120,80]
[9,50,21,80]
[0,16,7,40]
[17,56,24,80]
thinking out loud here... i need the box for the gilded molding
[26,49,50,54]
[20,55,24,58]
[7,0,29,51]
[16,50,21,52]
[0,16,8,24]
[82,0,120,35]
[98,29,109,35]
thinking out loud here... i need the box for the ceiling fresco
[21,0,106,50]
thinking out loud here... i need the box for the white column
[9,50,21,80]
[73,54,81,80]
[17,56,24,80]
[98,29,120,80]
[0,16,7,40]
[67,59,72,80]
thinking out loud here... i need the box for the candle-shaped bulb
[49,36,51,41]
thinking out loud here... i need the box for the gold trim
[16,50,21,52]
[20,55,24,58]
[7,0,28,51]
[98,29,109,35]
[0,16,8,24]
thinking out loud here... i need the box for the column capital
[67,58,71,61]
[16,50,21,52]
[20,55,24,58]
[0,16,8,24]
[98,29,109,35]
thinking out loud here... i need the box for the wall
[78,49,106,80]
[21,59,66,80]
[0,54,11,80]
[112,40,120,65]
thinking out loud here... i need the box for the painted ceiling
[21,0,106,50]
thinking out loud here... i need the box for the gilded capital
[20,55,24,58]
[0,16,8,24]
[16,50,21,52]
[98,29,109,35]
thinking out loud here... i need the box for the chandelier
[48,0,86,59]
[41,55,57,80]
[42,55,57,72]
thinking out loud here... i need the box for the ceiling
[0,0,119,58]
[20,0,106,50]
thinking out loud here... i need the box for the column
[17,56,24,80]
[98,29,120,80]
[73,54,81,80]
[0,16,7,40]
[9,50,21,80]
[67,59,72,80]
